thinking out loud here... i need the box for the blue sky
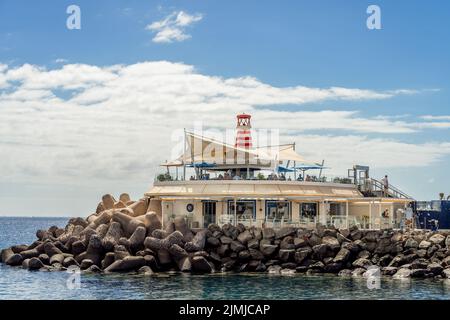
[0,0,450,216]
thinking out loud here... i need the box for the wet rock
[38,253,49,265]
[105,256,146,272]
[382,266,398,276]
[249,248,264,260]
[49,254,65,265]
[411,259,428,270]
[410,269,427,278]
[28,257,45,270]
[85,265,102,273]
[101,252,115,269]
[393,268,412,279]
[63,257,78,268]
[443,268,450,278]
[267,265,282,274]
[20,248,40,259]
[6,253,23,266]
[80,259,94,270]
[312,244,333,260]
[295,247,312,264]
[338,269,353,277]
[191,256,213,273]
[71,241,86,256]
[427,262,443,275]
[351,268,366,277]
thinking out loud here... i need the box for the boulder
[278,249,295,262]
[160,231,184,250]
[112,212,145,237]
[95,224,109,239]
[393,268,412,279]
[144,237,162,251]
[220,236,233,244]
[307,234,322,247]
[443,268,450,278]
[174,217,194,242]
[267,265,282,274]
[102,222,124,251]
[321,236,340,251]
[262,228,275,240]
[101,252,116,269]
[418,240,431,249]
[80,259,94,270]
[89,210,113,229]
[127,198,149,217]
[71,241,86,256]
[410,269,427,278]
[129,226,147,252]
[381,266,398,276]
[49,254,65,265]
[143,212,162,235]
[333,248,351,263]
[294,247,312,264]
[260,244,278,257]
[230,241,246,253]
[338,269,353,277]
[6,253,23,266]
[157,249,172,265]
[102,194,115,210]
[168,244,188,259]
[429,234,445,245]
[176,256,192,272]
[138,265,154,275]
[105,256,146,272]
[19,248,40,259]
[114,201,127,209]
[207,237,220,247]
[427,262,443,275]
[38,253,50,265]
[185,230,207,252]
[28,257,45,270]
[237,230,253,244]
[352,258,372,269]
[119,193,131,203]
[404,238,419,249]
[275,227,296,239]
[217,244,230,257]
[62,257,78,268]
[85,265,102,273]
[191,256,213,273]
[312,244,333,260]
[43,242,63,257]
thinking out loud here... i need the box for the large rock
[6,253,23,266]
[102,194,115,210]
[185,230,207,252]
[28,257,45,270]
[129,226,147,252]
[144,237,162,251]
[127,198,149,217]
[275,227,296,239]
[18,248,39,259]
[393,268,412,279]
[160,231,184,250]
[43,242,63,257]
[429,234,445,245]
[230,241,246,253]
[101,252,116,269]
[105,256,146,272]
[143,212,162,235]
[174,217,194,242]
[237,230,253,245]
[294,247,312,264]
[49,254,65,265]
[168,244,188,259]
[191,256,213,273]
[321,236,340,251]
[427,262,443,275]
[102,222,124,251]
[262,228,275,240]
[260,244,278,257]
[333,248,351,263]
[418,240,431,249]
[352,258,372,269]
[278,249,294,262]
[112,212,145,237]
[404,238,418,249]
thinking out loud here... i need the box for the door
[202,201,216,228]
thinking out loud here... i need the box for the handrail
[367,178,412,199]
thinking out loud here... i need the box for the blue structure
[414,200,450,230]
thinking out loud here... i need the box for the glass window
[228,200,256,219]
[300,203,317,220]
[266,201,291,221]
[329,203,343,215]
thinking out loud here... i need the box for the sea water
[0,217,450,300]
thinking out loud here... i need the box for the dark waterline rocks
[2,195,450,279]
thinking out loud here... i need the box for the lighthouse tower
[235,113,253,149]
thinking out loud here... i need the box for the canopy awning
[161,132,317,168]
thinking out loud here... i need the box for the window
[266,201,291,221]
[330,203,344,215]
[227,200,256,219]
[300,202,317,220]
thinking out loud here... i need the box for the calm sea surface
[0,217,450,300]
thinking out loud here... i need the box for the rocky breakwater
[1,196,450,279]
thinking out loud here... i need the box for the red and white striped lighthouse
[235,113,253,149]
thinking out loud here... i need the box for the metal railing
[362,178,412,199]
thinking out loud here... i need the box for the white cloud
[54,58,68,64]
[0,61,448,194]
[146,11,203,43]
[421,115,450,121]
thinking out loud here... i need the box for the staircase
[360,178,412,199]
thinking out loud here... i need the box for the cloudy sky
[0,0,449,216]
